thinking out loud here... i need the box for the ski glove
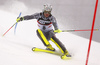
[16,17,24,22]
[54,29,62,33]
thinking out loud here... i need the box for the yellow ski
[32,47,71,60]
[32,47,62,56]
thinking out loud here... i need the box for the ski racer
[16,4,71,57]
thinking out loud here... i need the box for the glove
[54,29,62,33]
[16,17,24,22]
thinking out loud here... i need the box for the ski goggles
[44,11,51,14]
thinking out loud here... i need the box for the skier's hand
[16,17,24,22]
[54,29,62,33]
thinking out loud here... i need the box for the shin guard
[51,36,68,54]
[37,29,50,46]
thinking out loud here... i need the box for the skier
[16,4,71,58]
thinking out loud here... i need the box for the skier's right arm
[16,13,40,22]
[16,17,24,22]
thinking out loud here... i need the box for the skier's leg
[48,30,66,53]
[50,36,67,53]
[50,36,71,57]
[36,29,55,51]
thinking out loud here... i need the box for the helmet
[43,4,52,12]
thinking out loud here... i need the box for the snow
[0,9,100,65]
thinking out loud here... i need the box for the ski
[32,47,71,60]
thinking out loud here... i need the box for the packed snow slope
[0,10,100,65]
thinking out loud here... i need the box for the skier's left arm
[52,16,62,33]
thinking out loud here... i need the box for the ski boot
[46,44,55,51]
[61,50,71,60]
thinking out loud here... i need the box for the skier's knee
[49,30,55,38]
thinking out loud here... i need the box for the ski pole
[62,29,99,32]
[14,12,22,34]
[2,22,18,36]
[54,29,99,33]
[2,13,22,36]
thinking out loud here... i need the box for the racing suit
[23,12,68,54]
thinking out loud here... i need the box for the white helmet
[43,4,52,12]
